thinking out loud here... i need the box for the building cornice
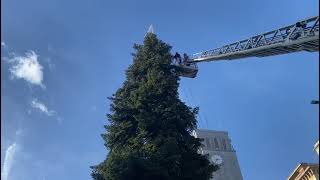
[314,140,319,155]
[287,163,319,180]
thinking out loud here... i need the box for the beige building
[287,163,319,180]
[192,129,243,180]
[287,140,319,180]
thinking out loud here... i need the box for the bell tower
[192,129,243,180]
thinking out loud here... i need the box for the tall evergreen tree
[91,33,217,180]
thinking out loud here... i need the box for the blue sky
[1,0,319,179]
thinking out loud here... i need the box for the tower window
[205,138,211,149]
[222,139,227,150]
[214,138,219,149]
[210,138,215,149]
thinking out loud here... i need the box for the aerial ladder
[172,15,319,154]
[173,16,319,78]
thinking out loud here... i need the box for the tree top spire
[147,24,155,34]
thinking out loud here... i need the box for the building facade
[192,129,243,180]
[287,163,319,180]
[287,140,319,180]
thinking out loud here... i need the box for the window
[205,138,211,149]
[214,138,219,149]
[222,139,227,150]
[210,138,215,149]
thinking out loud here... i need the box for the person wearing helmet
[292,21,306,40]
[183,53,190,66]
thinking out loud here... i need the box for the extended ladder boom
[190,16,319,62]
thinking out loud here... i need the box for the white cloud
[9,51,45,89]
[1,143,18,180]
[31,99,55,116]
